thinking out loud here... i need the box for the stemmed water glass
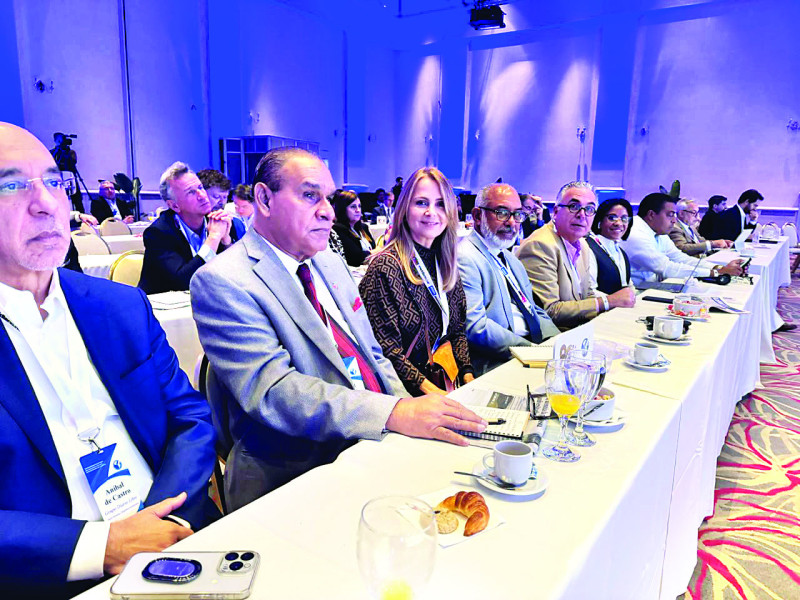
[565,349,607,447]
[357,496,437,600]
[542,359,590,463]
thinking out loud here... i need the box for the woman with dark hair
[587,198,634,295]
[331,190,375,267]
[359,167,474,396]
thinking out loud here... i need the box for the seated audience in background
[586,198,636,296]
[519,194,549,238]
[713,189,763,241]
[332,189,375,267]
[139,161,241,294]
[91,179,134,224]
[191,148,485,509]
[669,198,731,256]
[231,184,255,230]
[621,192,743,287]
[62,211,99,273]
[697,194,727,239]
[373,188,395,222]
[517,182,632,329]
[360,166,476,395]
[0,123,218,598]
[457,183,559,375]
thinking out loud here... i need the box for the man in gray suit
[191,148,486,510]
[458,184,559,375]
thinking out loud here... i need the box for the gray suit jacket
[457,232,559,375]
[191,229,406,509]
[668,222,709,256]
[516,222,598,329]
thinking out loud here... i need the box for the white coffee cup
[482,440,532,486]
[376,215,387,226]
[634,342,660,366]
[653,316,683,340]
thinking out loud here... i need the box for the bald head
[0,122,71,286]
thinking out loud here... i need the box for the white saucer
[644,333,691,345]
[470,461,549,498]
[667,310,708,322]
[570,409,627,432]
[624,357,669,372]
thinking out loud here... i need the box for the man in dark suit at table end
[0,122,218,598]
[139,161,242,294]
[191,147,486,511]
[712,189,762,241]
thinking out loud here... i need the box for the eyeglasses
[0,172,76,197]
[605,214,630,224]
[680,209,699,216]
[558,202,596,217]
[479,206,527,223]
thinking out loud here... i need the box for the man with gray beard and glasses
[457,183,558,375]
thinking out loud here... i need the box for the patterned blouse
[359,241,473,395]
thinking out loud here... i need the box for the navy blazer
[139,209,242,294]
[0,269,217,595]
[90,197,135,224]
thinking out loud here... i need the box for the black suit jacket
[586,236,631,295]
[713,205,755,241]
[91,196,135,223]
[697,210,717,240]
[139,209,241,294]
[332,222,374,267]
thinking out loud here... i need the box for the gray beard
[479,219,515,252]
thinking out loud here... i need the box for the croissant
[437,491,490,537]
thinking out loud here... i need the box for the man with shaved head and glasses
[457,183,559,374]
[0,123,218,597]
[517,181,635,329]
[190,148,486,509]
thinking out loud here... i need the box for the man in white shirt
[669,198,731,256]
[621,193,743,287]
[0,122,218,598]
[190,147,487,508]
[458,183,559,374]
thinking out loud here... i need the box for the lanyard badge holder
[4,311,144,522]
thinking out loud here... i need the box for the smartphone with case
[110,551,259,600]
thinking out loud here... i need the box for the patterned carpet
[682,275,800,599]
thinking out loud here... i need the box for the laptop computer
[733,227,755,257]
[635,256,704,294]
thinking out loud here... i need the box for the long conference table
[77,239,790,600]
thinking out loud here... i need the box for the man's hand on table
[607,286,636,309]
[104,492,193,575]
[386,395,487,447]
[719,260,744,277]
[711,239,732,249]
[123,215,135,224]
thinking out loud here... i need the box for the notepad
[509,344,554,368]
[458,406,531,441]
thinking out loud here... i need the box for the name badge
[342,356,366,391]
[79,443,143,522]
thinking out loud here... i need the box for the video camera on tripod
[52,132,78,172]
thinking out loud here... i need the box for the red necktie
[296,264,383,393]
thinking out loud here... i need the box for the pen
[487,418,506,426]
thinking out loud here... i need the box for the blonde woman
[359,167,474,395]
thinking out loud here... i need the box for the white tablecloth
[149,292,202,383]
[127,221,151,236]
[78,253,122,279]
[102,234,145,254]
[76,232,785,600]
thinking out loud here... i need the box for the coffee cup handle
[482,454,495,471]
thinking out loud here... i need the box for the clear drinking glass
[542,359,589,463]
[357,496,437,600]
[565,350,607,447]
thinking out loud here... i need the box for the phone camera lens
[230,561,243,571]
[240,552,254,561]
[225,552,239,561]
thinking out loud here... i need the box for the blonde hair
[383,167,460,292]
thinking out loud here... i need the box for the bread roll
[437,491,489,536]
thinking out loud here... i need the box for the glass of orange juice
[357,496,437,599]
[542,359,589,463]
